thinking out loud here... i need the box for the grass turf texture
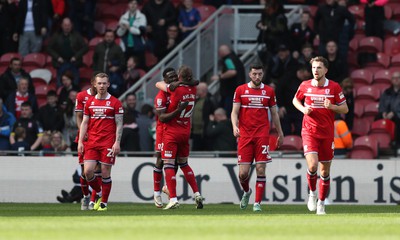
[0,203,399,240]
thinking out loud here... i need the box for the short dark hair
[14,127,26,139]
[141,104,153,115]
[47,90,58,97]
[10,57,21,64]
[163,67,176,78]
[249,63,264,71]
[310,56,329,69]
[21,101,32,108]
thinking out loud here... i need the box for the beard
[251,79,261,86]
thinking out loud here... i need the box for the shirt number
[179,101,195,118]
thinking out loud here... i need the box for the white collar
[95,93,111,100]
[247,82,264,89]
[311,78,329,87]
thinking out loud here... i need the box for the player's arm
[231,103,240,137]
[324,99,349,114]
[292,97,312,115]
[169,80,199,91]
[76,111,83,128]
[77,115,89,154]
[269,106,284,148]
[158,101,189,123]
[155,81,168,92]
[112,114,123,156]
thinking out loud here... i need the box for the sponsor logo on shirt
[339,92,344,99]
[165,151,173,157]
[157,98,162,107]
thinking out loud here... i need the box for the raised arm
[158,101,188,123]
[155,81,168,92]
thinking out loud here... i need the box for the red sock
[90,188,97,202]
[307,170,318,192]
[164,163,177,198]
[255,176,266,203]
[101,177,112,204]
[319,175,330,201]
[240,174,250,193]
[179,163,199,193]
[153,167,163,192]
[87,175,101,193]
[80,175,89,196]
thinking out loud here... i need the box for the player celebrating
[231,64,284,212]
[75,76,98,210]
[78,73,124,211]
[155,65,204,210]
[292,56,348,215]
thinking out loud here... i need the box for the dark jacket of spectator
[0,67,35,101]
[0,104,16,150]
[5,92,38,117]
[205,119,236,151]
[14,0,48,35]
[0,1,18,55]
[92,40,125,73]
[38,103,65,132]
[142,0,177,42]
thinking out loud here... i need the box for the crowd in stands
[0,0,399,158]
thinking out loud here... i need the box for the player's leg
[177,157,204,209]
[79,161,91,210]
[302,134,319,211]
[237,137,253,209]
[83,160,102,200]
[153,151,164,208]
[162,135,179,209]
[97,163,112,211]
[89,163,101,210]
[316,139,334,215]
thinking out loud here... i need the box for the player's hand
[210,75,219,81]
[323,98,332,109]
[112,142,120,156]
[278,107,286,118]
[169,81,180,91]
[233,126,240,137]
[177,101,189,112]
[276,134,284,149]
[77,142,84,154]
[303,106,313,115]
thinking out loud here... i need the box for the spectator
[340,78,354,130]
[205,108,236,151]
[47,17,88,87]
[334,115,353,158]
[56,167,84,203]
[0,98,16,150]
[266,44,298,86]
[41,130,54,155]
[142,0,177,52]
[256,0,288,58]
[93,30,125,97]
[50,130,68,152]
[10,126,30,155]
[0,0,18,55]
[66,0,96,40]
[121,108,140,152]
[123,56,142,89]
[296,43,315,68]
[337,0,354,61]
[13,0,48,56]
[57,70,80,108]
[124,92,140,119]
[62,89,78,150]
[38,90,64,132]
[10,102,43,151]
[211,44,245,114]
[116,0,148,70]
[47,0,66,34]
[276,64,311,136]
[178,0,202,39]
[5,77,38,119]
[289,11,315,58]
[191,82,216,151]
[323,40,348,84]
[154,24,180,61]
[360,0,387,39]
[314,0,355,56]
[378,71,400,148]
[0,57,35,102]
[136,103,155,151]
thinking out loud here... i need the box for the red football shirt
[295,79,346,139]
[74,88,93,143]
[84,93,124,147]
[233,82,276,138]
[15,92,29,119]
[154,90,170,125]
[164,85,197,135]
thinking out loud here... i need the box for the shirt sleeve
[269,89,277,108]
[335,83,346,105]
[233,86,241,104]
[84,99,90,116]
[224,58,236,70]
[75,93,84,112]
[115,99,124,115]
[294,83,305,101]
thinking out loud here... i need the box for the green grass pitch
[0,203,399,240]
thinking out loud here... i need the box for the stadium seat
[390,53,400,67]
[365,52,390,69]
[280,135,303,151]
[349,37,360,53]
[349,136,378,159]
[30,68,52,87]
[0,66,7,75]
[35,85,52,97]
[307,5,317,18]
[82,51,94,68]
[383,36,400,56]
[348,5,364,20]
[94,21,106,36]
[79,67,94,85]
[355,86,380,105]
[353,103,364,118]
[89,37,104,50]
[23,53,46,68]
[0,52,21,66]
[351,118,370,139]
[197,5,217,21]
[350,69,373,89]
[358,36,383,53]
[362,102,379,125]
[384,5,393,20]
[370,119,396,141]
[388,3,400,20]
[106,20,119,31]
[145,51,158,68]
[373,68,392,85]
[354,20,365,35]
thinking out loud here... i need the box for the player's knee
[239,172,249,182]
[308,166,318,173]
[155,158,163,169]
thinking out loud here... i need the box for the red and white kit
[75,88,93,164]
[154,90,170,152]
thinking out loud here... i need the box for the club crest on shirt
[106,101,111,106]
[307,88,312,93]
[245,90,249,94]
[91,101,94,105]
[157,98,162,107]
[262,90,266,96]
[325,89,330,94]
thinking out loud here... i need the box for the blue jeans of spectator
[57,62,80,87]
